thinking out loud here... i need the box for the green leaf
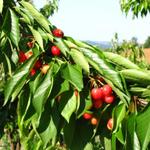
[84,142,93,150]
[4,56,37,105]
[103,52,140,69]
[50,72,70,99]
[113,103,126,133]
[17,86,32,137]
[32,65,53,114]
[54,38,70,56]
[69,119,94,150]
[15,7,31,24]
[64,114,76,147]
[61,64,83,91]
[79,47,124,91]
[136,104,150,150]
[70,48,89,73]
[111,134,117,150]
[59,90,77,123]
[29,26,44,51]
[0,0,3,13]
[21,1,51,33]
[126,114,141,150]
[29,73,43,94]
[2,9,20,46]
[37,100,60,147]
[104,137,112,150]
[120,69,150,86]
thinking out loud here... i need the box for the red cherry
[18,51,27,63]
[91,87,104,101]
[83,113,92,120]
[104,95,115,104]
[103,84,112,96]
[30,68,36,76]
[91,117,98,125]
[27,41,33,48]
[93,100,103,109]
[107,118,113,130]
[52,28,64,38]
[51,46,61,56]
[34,60,42,70]
[41,64,50,74]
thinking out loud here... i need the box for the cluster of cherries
[18,28,64,76]
[19,28,114,130]
[83,83,114,130]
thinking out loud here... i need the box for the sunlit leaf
[103,52,140,69]
[21,1,51,33]
[32,65,53,114]
[29,26,44,51]
[61,64,83,91]
[136,104,150,149]
[70,48,89,73]
[4,56,37,105]
[2,9,20,46]
[113,103,126,133]
[0,0,3,13]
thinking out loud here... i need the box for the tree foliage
[120,0,150,17]
[144,36,150,48]
[0,0,150,150]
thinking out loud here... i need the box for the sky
[34,0,150,43]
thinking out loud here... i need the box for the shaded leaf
[64,114,76,147]
[37,100,60,147]
[59,90,77,123]
[70,119,94,150]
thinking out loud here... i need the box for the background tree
[144,36,150,48]
[120,0,150,17]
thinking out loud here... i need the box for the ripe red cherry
[30,68,36,76]
[91,117,98,125]
[107,118,113,130]
[52,28,64,38]
[93,100,103,109]
[34,60,42,70]
[91,87,104,101]
[103,84,112,96]
[27,41,33,48]
[18,51,27,63]
[41,64,50,74]
[83,113,92,120]
[51,46,61,56]
[104,95,115,104]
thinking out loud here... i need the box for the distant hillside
[85,40,112,49]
